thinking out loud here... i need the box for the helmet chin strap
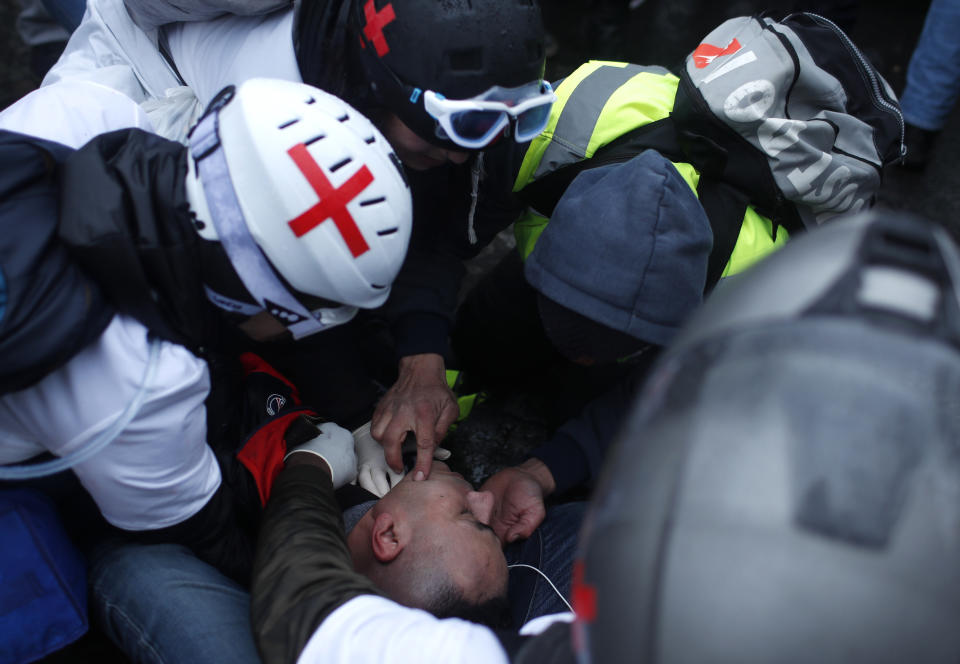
[189,97,355,339]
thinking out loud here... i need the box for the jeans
[900,0,960,131]
[89,541,260,664]
[88,502,586,662]
[504,501,585,628]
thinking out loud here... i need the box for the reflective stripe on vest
[512,61,787,276]
[514,61,675,191]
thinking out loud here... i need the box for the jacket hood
[524,149,713,348]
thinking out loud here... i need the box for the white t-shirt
[0,69,220,533]
[165,9,301,110]
[0,315,220,530]
[297,595,574,664]
[298,596,509,664]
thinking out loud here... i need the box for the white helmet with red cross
[186,78,411,337]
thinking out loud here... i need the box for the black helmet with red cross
[293,0,550,151]
[348,0,550,151]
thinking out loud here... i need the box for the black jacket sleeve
[529,366,647,495]
[131,480,254,584]
[251,463,384,664]
[382,143,526,360]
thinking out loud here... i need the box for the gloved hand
[284,421,358,489]
[353,421,452,498]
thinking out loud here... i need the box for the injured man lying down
[87,414,582,663]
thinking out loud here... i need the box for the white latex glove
[284,421,358,489]
[352,421,452,498]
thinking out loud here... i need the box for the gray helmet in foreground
[573,210,960,663]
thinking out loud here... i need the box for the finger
[382,436,405,474]
[379,414,417,474]
[506,520,536,543]
[388,468,404,489]
[373,470,391,497]
[411,435,436,481]
[357,466,375,496]
[490,519,511,544]
[515,509,545,541]
[370,407,391,441]
[433,398,461,443]
[506,528,524,544]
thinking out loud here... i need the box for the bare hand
[371,353,459,479]
[480,458,556,544]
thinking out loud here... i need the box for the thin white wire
[0,336,162,479]
[507,563,574,612]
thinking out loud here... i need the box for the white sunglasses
[422,80,556,149]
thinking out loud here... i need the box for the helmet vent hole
[389,153,408,186]
[361,196,387,207]
[304,134,325,146]
[372,284,387,289]
[330,157,353,172]
[306,96,316,105]
[448,48,483,72]
[376,226,398,235]
[364,136,376,145]
[278,118,299,129]
[338,113,349,122]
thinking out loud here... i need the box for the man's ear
[370,512,409,563]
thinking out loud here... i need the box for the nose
[445,150,469,165]
[466,490,495,525]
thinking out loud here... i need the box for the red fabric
[239,352,302,405]
[286,144,373,258]
[571,559,597,622]
[237,411,306,506]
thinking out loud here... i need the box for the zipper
[801,12,906,159]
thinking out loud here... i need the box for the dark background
[0,0,953,660]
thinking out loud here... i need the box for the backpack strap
[698,178,749,289]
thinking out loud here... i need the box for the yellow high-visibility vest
[513,61,788,278]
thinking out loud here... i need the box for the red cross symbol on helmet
[286,143,373,258]
[362,0,396,57]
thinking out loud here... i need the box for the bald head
[348,464,509,625]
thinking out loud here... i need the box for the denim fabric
[504,501,585,628]
[89,541,260,664]
[900,0,960,131]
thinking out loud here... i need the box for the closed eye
[462,509,495,535]
[473,521,496,535]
